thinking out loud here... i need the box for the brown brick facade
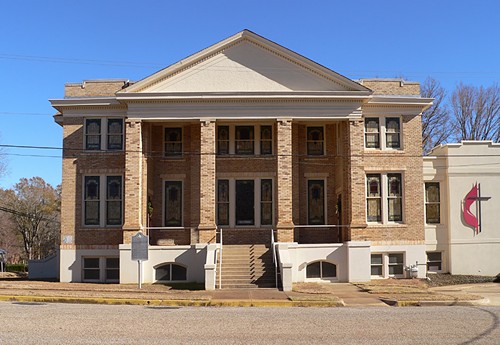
[57,82,427,250]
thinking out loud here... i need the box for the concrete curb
[379,297,488,307]
[0,295,344,308]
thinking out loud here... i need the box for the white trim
[216,123,274,156]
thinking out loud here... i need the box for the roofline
[121,29,371,94]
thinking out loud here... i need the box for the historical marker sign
[131,232,149,261]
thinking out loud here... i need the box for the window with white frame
[388,253,404,275]
[364,116,401,150]
[85,118,124,151]
[82,257,119,283]
[425,182,440,224]
[84,175,123,227]
[306,261,336,279]
[366,173,403,223]
[427,252,442,272]
[307,126,324,156]
[164,127,183,157]
[364,118,380,149]
[371,253,405,278]
[217,125,273,156]
[385,118,401,149]
[216,178,273,227]
[164,181,182,227]
[370,254,383,276]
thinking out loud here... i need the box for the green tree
[3,177,60,260]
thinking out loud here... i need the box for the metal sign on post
[131,232,149,289]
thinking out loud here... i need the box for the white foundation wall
[450,242,500,276]
[277,241,372,285]
[119,244,207,284]
[59,248,120,283]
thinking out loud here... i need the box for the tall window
[366,174,381,222]
[365,118,380,148]
[217,180,229,225]
[106,176,122,226]
[107,119,123,150]
[84,175,122,227]
[307,127,324,155]
[235,126,254,155]
[165,181,182,226]
[425,182,440,224]
[308,180,325,225]
[385,118,401,149]
[164,128,182,156]
[85,118,123,150]
[84,176,100,226]
[260,126,273,155]
[387,174,402,221]
[85,120,101,150]
[261,179,273,225]
[217,126,229,155]
[366,173,403,223]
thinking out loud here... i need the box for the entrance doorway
[236,180,254,225]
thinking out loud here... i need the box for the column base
[198,225,217,244]
[276,224,294,242]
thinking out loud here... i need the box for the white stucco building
[424,141,500,276]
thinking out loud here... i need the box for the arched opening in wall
[155,263,187,282]
[306,261,337,280]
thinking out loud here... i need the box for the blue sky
[0,0,499,189]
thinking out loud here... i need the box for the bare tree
[451,83,500,142]
[421,77,451,154]
[2,177,60,260]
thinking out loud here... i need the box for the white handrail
[218,227,223,289]
[271,229,278,289]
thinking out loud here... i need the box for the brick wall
[64,80,129,98]
[360,79,420,96]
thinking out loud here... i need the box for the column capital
[277,118,293,126]
[200,119,216,127]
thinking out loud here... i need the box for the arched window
[306,261,336,279]
[155,263,187,282]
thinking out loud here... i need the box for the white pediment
[123,31,369,95]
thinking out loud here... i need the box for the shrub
[6,263,27,272]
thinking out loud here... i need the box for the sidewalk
[0,279,385,307]
[0,278,497,307]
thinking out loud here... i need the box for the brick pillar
[346,119,366,234]
[276,119,294,242]
[123,120,143,243]
[198,120,216,243]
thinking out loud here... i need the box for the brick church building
[50,30,434,289]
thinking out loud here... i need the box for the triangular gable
[121,30,370,94]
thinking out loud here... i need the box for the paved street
[1,302,498,344]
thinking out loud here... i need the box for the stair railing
[271,228,278,289]
[217,227,223,289]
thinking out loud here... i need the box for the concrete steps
[216,244,276,289]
